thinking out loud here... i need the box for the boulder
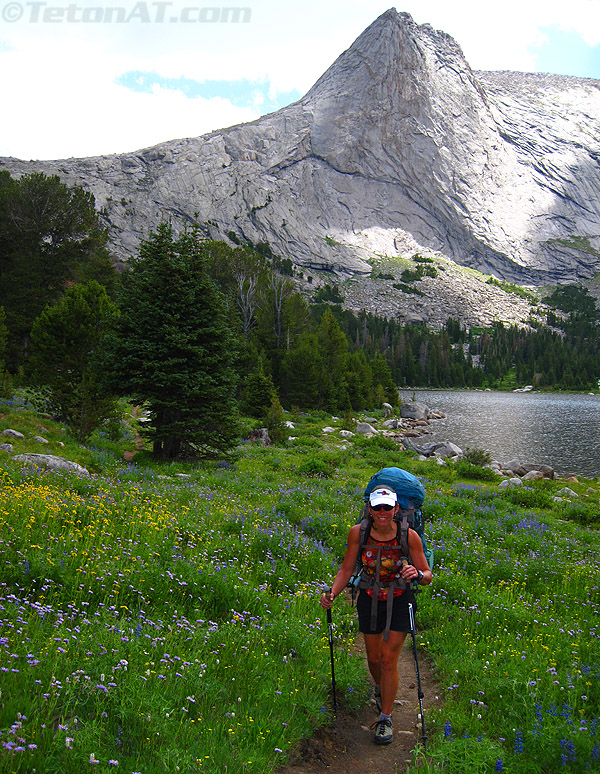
[33,436,49,444]
[400,402,429,421]
[356,422,378,435]
[12,453,89,476]
[557,487,579,499]
[499,478,523,490]
[322,427,336,434]
[521,462,555,479]
[247,428,271,446]
[433,441,462,458]
[403,438,444,456]
[502,458,527,477]
[428,410,446,419]
[0,443,13,453]
[382,419,400,429]
[2,429,24,439]
[522,470,544,482]
[339,429,354,438]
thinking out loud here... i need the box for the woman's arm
[319,524,361,609]
[401,528,433,586]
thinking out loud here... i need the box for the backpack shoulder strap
[358,516,372,555]
[397,512,410,559]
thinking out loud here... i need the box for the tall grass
[414,481,600,773]
[1,403,599,772]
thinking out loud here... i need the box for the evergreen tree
[0,171,116,368]
[105,223,240,460]
[370,352,399,405]
[28,281,118,440]
[240,360,277,418]
[346,350,374,409]
[0,306,6,370]
[279,332,322,409]
[0,306,9,398]
[265,396,287,444]
[316,308,350,411]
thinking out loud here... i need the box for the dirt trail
[275,630,442,774]
[123,406,145,462]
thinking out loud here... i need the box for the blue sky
[116,72,302,114]
[532,25,600,78]
[1,0,598,160]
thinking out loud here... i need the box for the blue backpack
[348,467,433,639]
[357,466,434,576]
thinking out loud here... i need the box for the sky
[1,0,599,160]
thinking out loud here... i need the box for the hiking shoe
[373,685,382,713]
[371,717,393,745]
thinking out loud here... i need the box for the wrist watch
[416,570,424,583]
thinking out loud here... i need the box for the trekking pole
[326,592,338,714]
[408,601,427,750]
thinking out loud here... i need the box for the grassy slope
[1,401,599,773]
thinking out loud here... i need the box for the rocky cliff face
[2,8,599,290]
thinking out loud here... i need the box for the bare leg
[364,631,383,687]
[364,631,407,715]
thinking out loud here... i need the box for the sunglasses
[371,504,395,512]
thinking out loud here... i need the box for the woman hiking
[319,485,432,746]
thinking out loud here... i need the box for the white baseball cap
[369,488,397,507]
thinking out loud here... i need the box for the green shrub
[292,435,323,449]
[296,451,341,477]
[454,461,498,482]
[393,282,425,296]
[462,447,493,466]
[503,485,554,509]
[313,283,343,303]
[559,501,600,527]
[265,397,287,444]
[12,385,56,415]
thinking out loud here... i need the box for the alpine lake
[399,389,600,479]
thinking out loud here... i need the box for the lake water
[398,390,600,479]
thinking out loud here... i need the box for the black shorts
[357,589,416,634]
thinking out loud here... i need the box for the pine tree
[370,352,399,406]
[279,332,322,409]
[346,350,374,409]
[0,306,7,370]
[316,308,350,411]
[105,223,240,459]
[0,171,116,368]
[240,360,277,418]
[265,396,287,444]
[28,281,118,440]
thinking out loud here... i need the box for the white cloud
[0,0,598,160]
[0,36,259,159]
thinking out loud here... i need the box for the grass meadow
[1,399,599,773]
